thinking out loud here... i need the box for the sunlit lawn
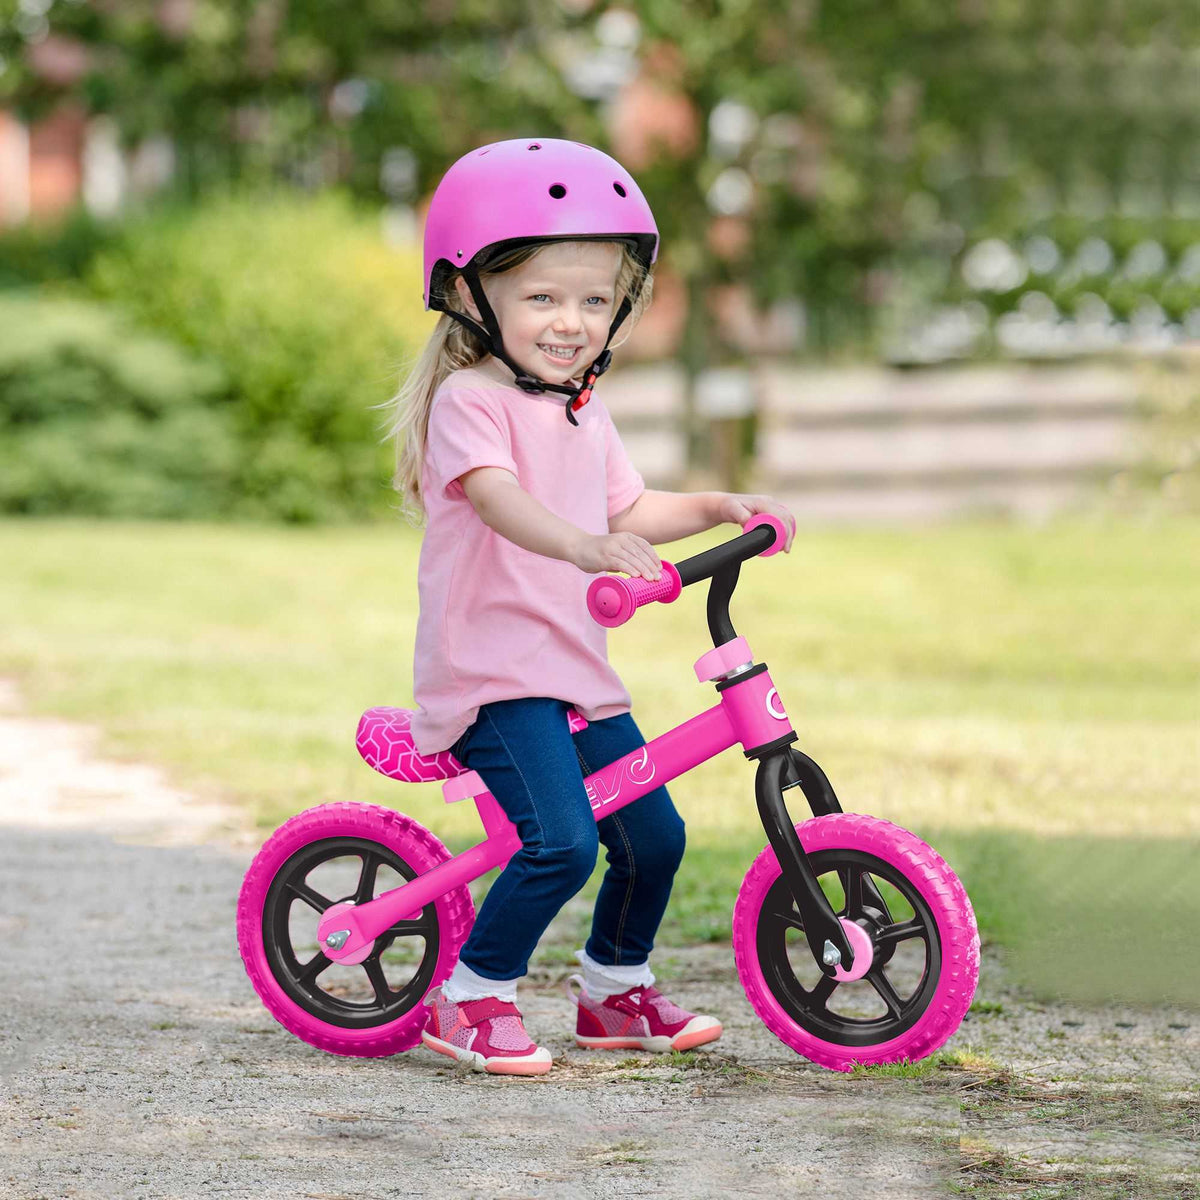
[1,515,1196,1005]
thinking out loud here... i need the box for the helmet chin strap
[442,266,633,426]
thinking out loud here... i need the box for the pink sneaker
[565,974,723,1052]
[421,987,552,1076]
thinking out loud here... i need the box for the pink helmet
[422,137,659,422]
[423,137,658,309]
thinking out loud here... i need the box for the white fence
[601,361,1140,523]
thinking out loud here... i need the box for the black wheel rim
[261,836,440,1030]
[755,847,941,1047]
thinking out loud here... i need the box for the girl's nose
[554,304,583,332]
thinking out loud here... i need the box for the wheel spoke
[806,971,838,1014]
[860,874,894,924]
[297,950,331,983]
[840,867,864,918]
[362,957,393,1007]
[876,917,926,947]
[354,851,382,905]
[767,897,806,932]
[288,880,332,913]
[866,966,905,1018]
[385,917,433,939]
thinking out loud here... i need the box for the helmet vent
[527,142,542,151]
[548,183,567,199]
[613,182,627,197]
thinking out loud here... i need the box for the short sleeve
[603,406,645,519]
[426,385,519,501]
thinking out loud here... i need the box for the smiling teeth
[539,345,578,360]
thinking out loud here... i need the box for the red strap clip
[570,370,601,413]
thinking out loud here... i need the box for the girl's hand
[715,493,797,553]
[573,532,662,580]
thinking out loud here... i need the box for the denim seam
[610,813,637,965]
[576,729,641,965]
[482,707,545,847]
[571,739,638,964]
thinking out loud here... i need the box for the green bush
[0,208,118,289]
[88,191,434,520]
[0,292,239,517]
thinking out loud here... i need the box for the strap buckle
[565,349,613,424]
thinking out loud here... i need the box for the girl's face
[455,241,622,385]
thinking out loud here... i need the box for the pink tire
[237,802,474,1057]
[732,813,979,1071]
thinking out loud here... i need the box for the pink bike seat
[356,707,467,782]
[356,705,592,784]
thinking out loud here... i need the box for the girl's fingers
[618,541,660,580]
[594,535,658,580]
[614,551,659,580]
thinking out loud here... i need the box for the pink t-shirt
[410,366,646,755]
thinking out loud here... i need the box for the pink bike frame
[316,650,793,964]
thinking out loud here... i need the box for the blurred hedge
[0,292,240,517]
[83,191,434,522]
[0,209,119,290]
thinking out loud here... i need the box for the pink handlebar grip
[744,513,789,556]
[587,561,682,628]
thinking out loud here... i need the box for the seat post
[474,790,520,849]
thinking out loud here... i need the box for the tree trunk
[679,267,711,479]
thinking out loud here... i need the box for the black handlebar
[674,523,776,588]
[674,523,778,648]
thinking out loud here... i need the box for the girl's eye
[527,294,608,304]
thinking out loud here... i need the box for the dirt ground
[0,678,1195,1200]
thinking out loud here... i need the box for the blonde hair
[382,240,653,527]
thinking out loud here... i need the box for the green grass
[1,514,1197,1006]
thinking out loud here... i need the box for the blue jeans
[449,697,687,982]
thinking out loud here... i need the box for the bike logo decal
[584,746,657,811]
[765,688,786,720]
[627,746,654,785]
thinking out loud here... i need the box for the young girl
[385,137,795,1076]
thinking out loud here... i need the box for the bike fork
[755,749,853,975]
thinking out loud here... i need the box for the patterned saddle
[356,705,590,784]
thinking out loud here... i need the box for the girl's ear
[453,275,483,322]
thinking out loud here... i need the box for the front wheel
[237,802,474,1057]
[732,813,979,1071]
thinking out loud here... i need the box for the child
[385,138,795,1075]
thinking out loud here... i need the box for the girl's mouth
[538,344,581,365]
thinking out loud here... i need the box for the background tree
[3,0,1197,482]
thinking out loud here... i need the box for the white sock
[440,959,520,1004]
[575,947,654,1002]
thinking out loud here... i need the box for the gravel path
[1,681,1195,1200]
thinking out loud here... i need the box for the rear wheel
[733,812,979,1071]
[237,802,474,1056]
